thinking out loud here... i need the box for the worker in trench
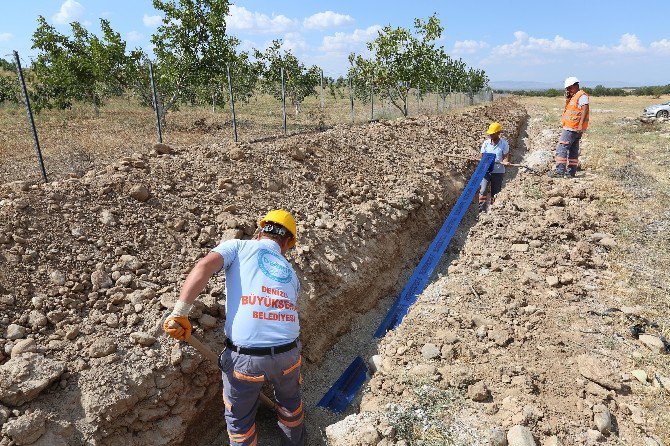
[548,76,590,178]
[478,121,510,213]
[164,209,305,446]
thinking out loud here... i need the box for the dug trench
[0,99,526,446]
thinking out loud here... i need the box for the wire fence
[0,52,494,184]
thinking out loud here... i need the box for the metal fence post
[320,69,324,109]
[349,76,354,124]
[14,51,47,183]
[148,61,163,143]
[226,63,238,142]
[370,73,374,121]
[281,67,287,135]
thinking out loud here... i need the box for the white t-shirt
[480,138,510,174]
[211,238,300,347]
[577,94,589,107]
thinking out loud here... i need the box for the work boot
[547,170,564,178]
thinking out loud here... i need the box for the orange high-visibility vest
[562,90,589,131]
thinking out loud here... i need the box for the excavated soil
[0,99,526,445]
[326,110,670,446]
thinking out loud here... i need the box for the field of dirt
[0,98,526,445]
[1,94,667,446]
[0,90,480,185]
[327,96,670,446]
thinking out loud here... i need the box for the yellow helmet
[486,122,502,135]
[259,209,297,248]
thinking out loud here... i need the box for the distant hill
[491,80,640,90]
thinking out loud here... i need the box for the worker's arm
[578,104,589,133]
[502,152,510,165]
[164,252,225,341]
[178,252,225,305]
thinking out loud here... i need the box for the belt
[225,338,297,356]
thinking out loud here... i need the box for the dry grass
[520,95,670,442]
[0,90,479,184]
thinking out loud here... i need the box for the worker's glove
[163,301,193,342]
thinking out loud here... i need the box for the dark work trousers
[478,172,504,213]
[554,129,581,176]
[218,343,305,446]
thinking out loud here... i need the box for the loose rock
[0,353,66,406]
[507,425,536,446]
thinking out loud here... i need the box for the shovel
[166,319,278,411]
[443,152,536,173]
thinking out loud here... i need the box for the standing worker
[478,121,510,213]
[164,209,305,446]
[549,76,590,178]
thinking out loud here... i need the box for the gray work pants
[218,342,305,446]
[555,129,581,176]
[478,172,504,212]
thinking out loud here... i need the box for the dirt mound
[326,114,669,446]
[0,99,527,445]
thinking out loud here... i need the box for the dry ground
[326,95,670,446]
[1,93,667,446]
[0,90,476,184]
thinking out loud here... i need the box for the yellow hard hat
[259,209,297,248]
[486,122,502,134]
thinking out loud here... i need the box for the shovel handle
[167,320,277,411]
[443,152,532,170]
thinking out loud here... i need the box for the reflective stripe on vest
[562,90,589,131]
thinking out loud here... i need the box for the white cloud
[52,0,85,25]
[127,31,143,42]
[227,5,297,34]
[304,11,354,30]
[320,25,381,53]
[143,14,162,27]
[282,32,309,53]
[0,33,13,42]
[491,31,589,58]
[651,38,670,53]
[453,40,489,55]
[610,33,645,53]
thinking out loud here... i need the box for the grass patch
[385,381,477,445]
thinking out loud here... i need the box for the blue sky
[1,0,669,86]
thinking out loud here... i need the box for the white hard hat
[564,76,579,89]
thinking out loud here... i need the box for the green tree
[31,16,141,113]
[150,0,255,120]
[0,75,19,104]
[254,40,320,116]
[461,67,489,102]
[0,58,16,72]
[348,14,469,116]
[433,53,467,99]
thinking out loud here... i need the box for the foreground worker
[549,76,590,178]
[478,121,510,212]
[164,209,304,446]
